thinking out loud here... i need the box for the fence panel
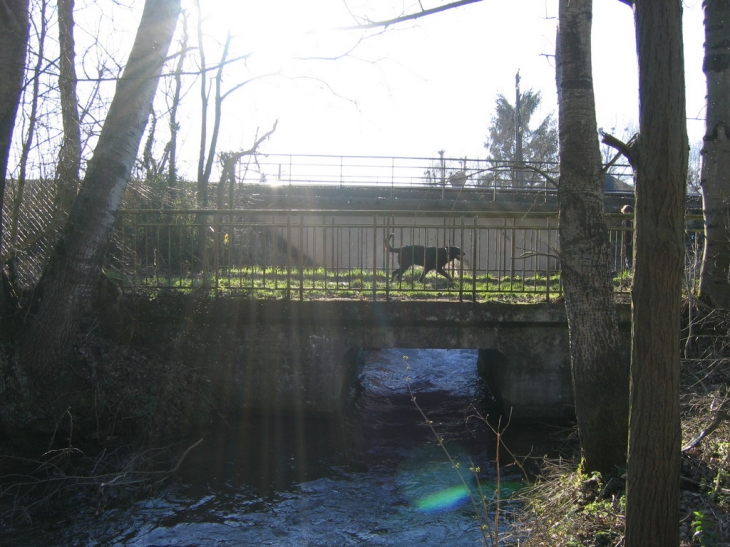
[111,209,699,301]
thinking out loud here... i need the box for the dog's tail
[384,233,398,253]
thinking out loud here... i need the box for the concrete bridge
[130,298,631,422]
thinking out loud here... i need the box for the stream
[7,348,552,547]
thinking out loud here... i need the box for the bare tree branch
[289,74,361,109]
[517,163,559,188]
[682,401,730,452]
[601,131,637,167]
[601,149,624,175]
[337,0,483,30]
[518,250,561,261]
[220,72,280,101]
[482,162,559,188]
[296,28,387,62]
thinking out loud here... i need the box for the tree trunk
[625,1,687,545]
[166,12,188,204]
[19,0,181,382]
[0,0,30,308]
[55,0,81,220]
[555,0,628,474]
[699,0,730,309]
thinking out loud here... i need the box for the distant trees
[484,75,558,187]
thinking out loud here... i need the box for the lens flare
[415,483,470,512]
[397,444,477,514]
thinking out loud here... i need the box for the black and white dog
[384,233,463,282]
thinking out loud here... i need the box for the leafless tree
[6,0,49,286]
[0,0,30,307]
[18,0,181,387]
[609,1,688,544]
[555,0,628,475]
[698,0,730,308]
[55,0,81,219]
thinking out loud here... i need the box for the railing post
[472,221,478,303]
[199,212,210,290]
[213,214,220,292]
[132,212,139,292]
[299,215,304,301]
[459,215,464,302]
[373,215,378,301]
[286,214,292,300]
[391,157,395,198]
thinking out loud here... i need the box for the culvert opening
[350,348,498,466]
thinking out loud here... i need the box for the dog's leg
[436,267,453,282]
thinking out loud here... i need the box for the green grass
[119,266,636,302]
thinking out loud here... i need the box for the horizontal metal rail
[231,153,634,193]
[110,209,702,302]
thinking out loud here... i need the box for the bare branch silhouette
[337,0,483,30]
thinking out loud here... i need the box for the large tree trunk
[555,0,628,474]
[0,0,30,308]
[699,0,730,309]
[18,0,181,382]
[625,0,687,545]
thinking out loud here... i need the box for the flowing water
[8,348,543,547]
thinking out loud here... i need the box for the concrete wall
[130,298,630,422]
[236,185,635,276]
[247,212,561,278]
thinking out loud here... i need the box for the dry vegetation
[0,313,214,531]
[511,303,730,547]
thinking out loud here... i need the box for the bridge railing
[234,154,574,192]
[110,209,702,302]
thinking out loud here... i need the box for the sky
[78,0,707,177]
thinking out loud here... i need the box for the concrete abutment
[129,298,630,423]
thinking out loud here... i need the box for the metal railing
[109,208,676,302]
[0,154,640,292]
[233,153,635,192]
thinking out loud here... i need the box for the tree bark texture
[0,0,30,307]
[19,0,181,382]
[556,0,629,475]
[55,0,81,219]
[699,0,730,308]
[625,1,687,545]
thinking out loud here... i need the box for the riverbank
[510,305,730,546]
[1,297,727,545]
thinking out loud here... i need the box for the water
[8,349,530,546]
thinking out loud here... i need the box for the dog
[384,233,464,282]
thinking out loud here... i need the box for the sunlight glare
[206,1,353,73]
